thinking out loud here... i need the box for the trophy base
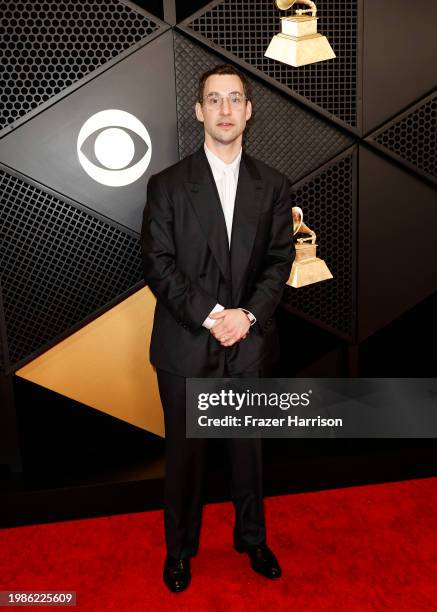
[287,257,333,288]
[265,32,336,67]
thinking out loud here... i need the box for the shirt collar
[204,142,242,175]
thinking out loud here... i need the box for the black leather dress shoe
[163,555,191,593]
[235,543,282,579]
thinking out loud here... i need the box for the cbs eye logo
[77,109,152,187]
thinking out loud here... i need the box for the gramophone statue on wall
[265,0,336,67]
[287,206,333,288]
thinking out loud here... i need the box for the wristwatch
[239,308,257,326]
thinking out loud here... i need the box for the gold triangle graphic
[16,287,164,438]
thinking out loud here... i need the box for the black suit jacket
[140,146,294,377]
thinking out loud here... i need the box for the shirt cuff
[202,303,225,329]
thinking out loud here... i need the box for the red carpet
[1,478,437,611]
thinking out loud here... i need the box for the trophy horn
[275,0,317,16]
[292,206,306,235]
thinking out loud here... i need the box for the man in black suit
[141,64,293,593]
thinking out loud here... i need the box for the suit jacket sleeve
[140,174,217,330]
[242,173,294,329]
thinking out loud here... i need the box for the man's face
[195,74,252,146]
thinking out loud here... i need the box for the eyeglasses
[202,92,247,108]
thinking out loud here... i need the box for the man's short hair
[197,64,252,104]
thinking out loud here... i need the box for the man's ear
[195,102,204,123]
[245,100,253,122]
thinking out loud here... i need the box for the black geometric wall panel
[0,31,178,232]
[366,92,437,186]
[358,146,437,343]
[0,0,434,366]
[0,0,164,135]
[0,167,143,369]
[174,33,354,183]
[180,0,359,129]
[0,281,8,370]
[362,0,437,135]
[282,147,356,340]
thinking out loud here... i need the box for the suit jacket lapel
[230,151,263,300]
[185,148,231,281]
[184,147,264,297]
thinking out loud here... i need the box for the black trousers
[157,365,268,559]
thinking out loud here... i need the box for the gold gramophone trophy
[287,206,333,288]
[265,0,336,67]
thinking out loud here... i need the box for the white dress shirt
[204,142,241,246]
[201,143,256,330]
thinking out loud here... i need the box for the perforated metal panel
[0,168,143,367]
[0,0,162,133]
[367,91,437,185]
[181,0,359,129]
[282,147,356,340]
[174,33,354,182]
[0,283,8,370]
